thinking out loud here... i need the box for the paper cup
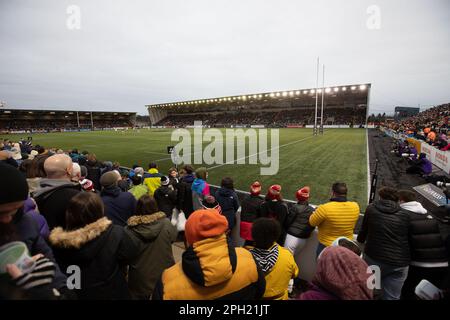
[0,241,36,274]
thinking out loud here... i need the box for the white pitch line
[207,129,332,171]
[366,128,371,204]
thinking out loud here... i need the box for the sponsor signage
[413,183,448,207]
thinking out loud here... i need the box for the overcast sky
[0,0,449,115]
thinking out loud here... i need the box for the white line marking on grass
[366,128,370,204]
[143,151,171,155]
[207,129,332,171]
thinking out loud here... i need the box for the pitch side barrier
[381,127,450,175]
[121,164,364,282]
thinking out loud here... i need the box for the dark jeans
[364,254,409,300]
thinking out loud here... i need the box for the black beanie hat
[0,163,29,205]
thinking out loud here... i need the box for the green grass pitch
[4,128,368,209]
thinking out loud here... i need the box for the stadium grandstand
[147,83,370,128]
[0,109,136,134]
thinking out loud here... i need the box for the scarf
[250,244,279,273]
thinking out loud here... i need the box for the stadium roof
[147,83,371,109]
[0,109,136,116]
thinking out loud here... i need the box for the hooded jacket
[215,188,240,231]
[240,194,264,223]
[101,186,137,227]
[176,174,195,218]
[143,168,163,196]
[192,178,210,211]
[286,202,315,239]
[400,201,448,268]
[49,217,140,300]
[154,185,178,218]
[32,178,81,229]
[357,199,411,267]
[24,197,49,239]
[299,246,372,300]
[250,244,298,300]
[152,234,266,300]
[124,212,177,299]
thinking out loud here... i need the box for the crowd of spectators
[384,103,450,151]
[156,107,366,128]
[1,138,449,301]
[0,120,134,133]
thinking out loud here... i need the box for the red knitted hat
[296,186,310,202]
[185,209,228,245]
[266,184,282,200]
[250,181,262,195]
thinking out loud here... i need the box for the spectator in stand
[117,169,130,192]
[250,218,298,300]
[152,209,266,300]
[49,192,140,300]
[192,167,210,211]
[215,177,240,232]
[26,154,49,194]
[79,165,95,192]
[406,153,433,176]
[100,171,137,227]
[128,174,149,200]
[260,185,289,245]
[23,197,49,239]
[240,181,264,246]
[125,195,177,299]
[0,163,72,299]
[168,167,179,186]
[309,182,360,257]
[71,163,82,182]
[144,162,163,196]
[85,154,102,191]
[0,150,18,168]
[154,176,177,218]
[427,130,437,144]
[18,159,32,177]
[397,190,449,299]
[32,154,81,229]
[176,165,195,219]
[357,187,410,300]
[284,186,315,257]
[101,161,113,175]
[201,195,222,213]
[298,246,372,300]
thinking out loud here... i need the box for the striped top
[309,201,360,246]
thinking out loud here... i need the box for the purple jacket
[24,197,50,239]
[421,158,433,175]
[298,284,339,300]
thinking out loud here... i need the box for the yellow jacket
[309,199,360,246]
[153,235,265,300]
[263,245,299,300]
[143,168,163,196]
